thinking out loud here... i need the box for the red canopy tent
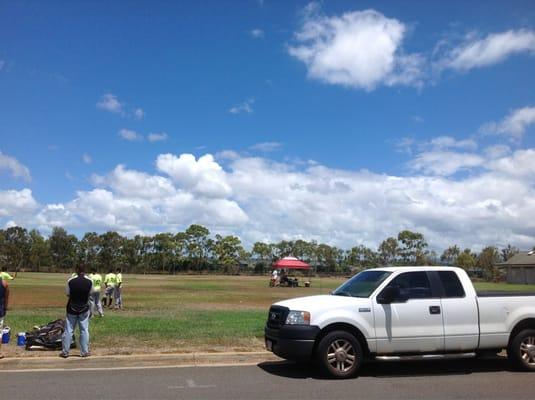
[273,256,311,270]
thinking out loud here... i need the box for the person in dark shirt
[60,264,92,358]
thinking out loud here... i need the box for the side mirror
[377,286,399,304]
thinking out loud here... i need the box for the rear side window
[438,271,465,298]
[387,271,433,300]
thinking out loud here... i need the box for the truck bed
[477,291,535,297]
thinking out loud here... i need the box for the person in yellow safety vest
[114,268,123,310]
[103,269,117,309]
[0,267,16,281]
[88,268,104,317]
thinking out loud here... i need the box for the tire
[508,329,535,371]
[317,330,363,378]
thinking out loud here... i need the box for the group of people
[61,266,124,358]
[270,268,299,287]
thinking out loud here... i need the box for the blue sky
[1,0,535,251]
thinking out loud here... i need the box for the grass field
[2,273,535,357]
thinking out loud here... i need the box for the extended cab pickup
[265,266,535,378]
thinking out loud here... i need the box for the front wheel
[317,330,363,378]
[508,329,535,371]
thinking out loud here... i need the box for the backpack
[25,319,76,350]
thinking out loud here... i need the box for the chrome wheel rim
[327,339,356,373]
[520,336,535,366]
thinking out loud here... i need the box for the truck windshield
[332,270,391,298]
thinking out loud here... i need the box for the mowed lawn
[3,273,535,356]
[3,273,343,356]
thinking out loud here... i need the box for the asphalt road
[2,356,532,400]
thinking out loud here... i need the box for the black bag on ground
[25,319,75,350]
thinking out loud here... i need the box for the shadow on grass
[258,355,515,380]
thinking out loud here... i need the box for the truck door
[433,270,479,351]
[373,271,445,354]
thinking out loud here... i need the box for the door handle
[429,306,441,315]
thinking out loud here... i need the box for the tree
[28,229,50,271]
[501,244,519,262]
[455,249,476,271]
[152,233,176,273]
[213,234,244,273]
[477,246,501,281]
[49,227,78,271]
[397,230,428,265]
[185,224,211,270]
[78,232,101,270]
[98,231,124,271]
[347,245,377,269]
[1,226,31,270]
[440,245,461,266]
[378,237,399,265]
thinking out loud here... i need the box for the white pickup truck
[265,266,535,378]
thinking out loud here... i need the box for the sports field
[2,273,535,357]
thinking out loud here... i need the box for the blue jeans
[62,311,90,355]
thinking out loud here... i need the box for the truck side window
[438,271,465,298]
[385,271,433,301]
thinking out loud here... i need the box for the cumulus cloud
[119,129,143,142]
[2,148,535,250]
[229,98,254,114]
[0,151,31,182]
[438,29,535,71]
[156,153,232,198]
[288,5,424,90]
[409,151,484,176]
[424,136,478,151]
[0,189,38,217]
[480,106,535,141]
[96,93,123,114]
[147,132,168,142]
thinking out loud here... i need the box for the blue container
[17,332,26,346]
[1,327,10,344]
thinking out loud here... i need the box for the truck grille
[267,306,289,329]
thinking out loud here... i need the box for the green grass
[3,273,534,355]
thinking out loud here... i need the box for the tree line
[0,225,528,279]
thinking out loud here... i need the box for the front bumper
[264,325,320,361]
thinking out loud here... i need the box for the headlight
[285,310,311,325]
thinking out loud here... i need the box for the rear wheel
[508,329,535,371]
[317,330,363,378]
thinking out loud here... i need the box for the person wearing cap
[88,268,104,317]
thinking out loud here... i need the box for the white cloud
[82,153,92,164]
[481,106,535,140]
[439,30,535,71]
[229,98,254,114]
[119,129,143,142]
[0,189,38,217]
[251,29,264,38]
[409,151,484,176]
[250,142,282,152]
[484,144,511,159]
[0,151,31,182]
[96,93,123,114]
[156,153,232,198]
[288,6,424,90]
[3,147,535,250]
[424,136,478,151]
[147,132,168,142]
[134,108,145,119]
